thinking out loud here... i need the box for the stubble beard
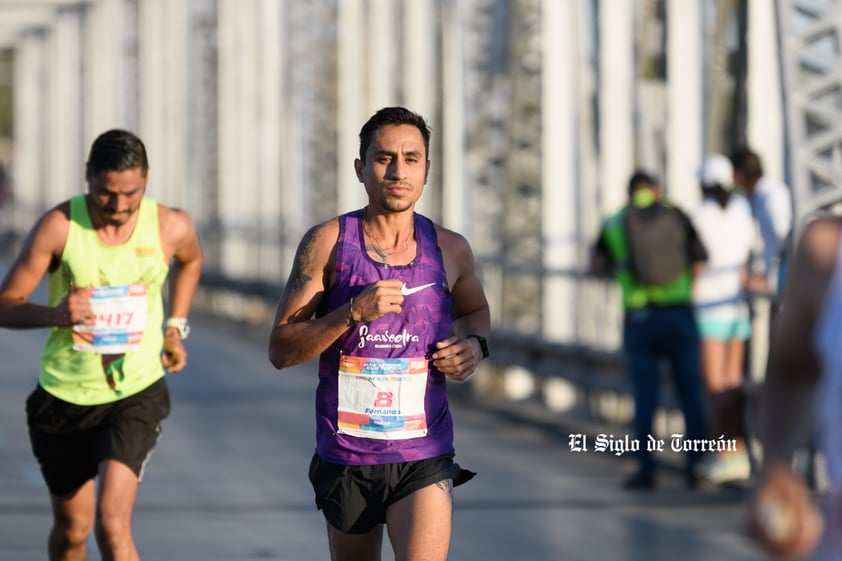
[376,185,418,214]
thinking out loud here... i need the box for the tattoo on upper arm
[291,227,320,290]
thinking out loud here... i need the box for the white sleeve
[768,183,793,244]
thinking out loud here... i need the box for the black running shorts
[26,377,171,497]
[308,452,476,534]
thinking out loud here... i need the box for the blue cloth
[623,305,708,475]
[696,315,751,340]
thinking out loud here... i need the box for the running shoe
[695,450,751,484]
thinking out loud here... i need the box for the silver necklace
[362,208,413,265]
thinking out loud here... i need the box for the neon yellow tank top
[40,195,170,405]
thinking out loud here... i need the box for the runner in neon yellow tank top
[40,195,169,404]
[0,129,202,561]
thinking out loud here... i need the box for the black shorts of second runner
[308,451,476,534]
[26,377,171,497]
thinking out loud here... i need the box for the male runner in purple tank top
[268,106,490,561]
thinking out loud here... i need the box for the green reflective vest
[602,207,694,310]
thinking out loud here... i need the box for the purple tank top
[314,209,455,465]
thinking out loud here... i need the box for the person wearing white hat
[691,154,756,484]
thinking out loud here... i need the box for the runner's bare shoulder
[433,224,472,262]
[300,217,341,286]
[27,201,72,262]
[156,203,199,256]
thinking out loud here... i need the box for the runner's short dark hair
[358,107,431,161]
[87,129,150,176]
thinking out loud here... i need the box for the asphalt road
[0,292,773,560]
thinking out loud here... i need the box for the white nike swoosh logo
[400,282,436,296]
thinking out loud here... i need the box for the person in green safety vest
[589,170,709,490]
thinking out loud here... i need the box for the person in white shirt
[691,154,756,484]
[730,147,793,293]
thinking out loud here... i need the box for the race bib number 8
[72,284,148,354]
[337,355,429,440]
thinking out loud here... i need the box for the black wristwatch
[466,334,489,359]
